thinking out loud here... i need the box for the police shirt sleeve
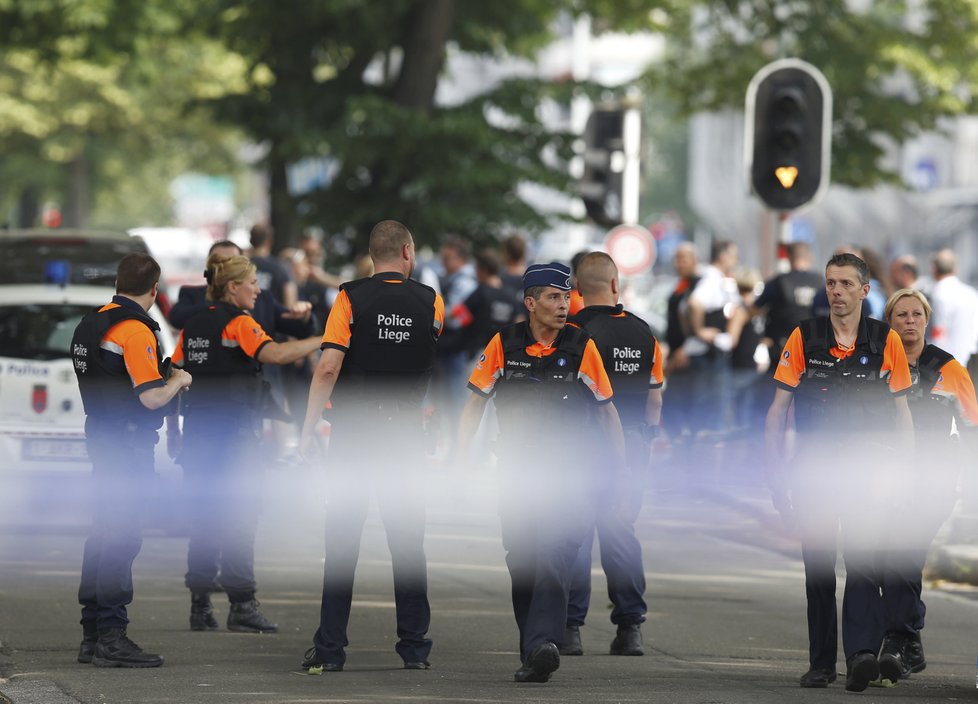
[579,339,614,404]
[882,330,912,395]
[433,294,445,338]
[226,315,274,359]
[120,324,166,395]
[171,331,186,367]
[934,359,978,428]
[650,338,664,389]
[322,290,353,351]
[466,333,503,397]
[772,327,805,391]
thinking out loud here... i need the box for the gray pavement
[2,457,978,703]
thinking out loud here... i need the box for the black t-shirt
[460,284,519,356]
[755,269,823,343]
[252,255,293,305]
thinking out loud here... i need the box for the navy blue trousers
[78,422,156,632]
[311,418,431,667]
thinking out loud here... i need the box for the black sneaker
[403,661,431,670]
[514,642,560,683]
[845,652,879,692]
[558,625,583,656]
[904,632,926,674]
[227,600,278,633]
[610,624,644,656]
[77,624,97,664]
[878,632,908,683]
[301,647,343,674]
[190,591,219,632]
[92,629,164,668]
[799,667,837,687]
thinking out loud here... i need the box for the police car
[0,284,176,473]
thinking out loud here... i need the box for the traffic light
[745,59,832,211]
[579,105,641,227]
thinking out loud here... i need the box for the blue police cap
[522,262,572,292]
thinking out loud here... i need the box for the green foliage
[647,0,978,187]
[0,0,245,227]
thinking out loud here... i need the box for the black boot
[558,625,583,656]
[77,623,97,664]
[904,631,926,674]
[878,632,908,683]
[92,629,164,668]
[610,624,644,656]
[227,599,278,633]
[190,590,219,631]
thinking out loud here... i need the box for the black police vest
[793,316,894,434]
[492,323,592,440]
[71,303,166,430]
[334,274,439,408]
[908,344,956,436]
[666,276,699,351]
[180,302,263,415]
[570,305,654,428]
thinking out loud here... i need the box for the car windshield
[0,238,146,286]
[0,304,93,360]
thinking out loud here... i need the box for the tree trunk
[269,151,296,251]
[391,0,456,112]
[16,185,39,228]
[63,150,91,229]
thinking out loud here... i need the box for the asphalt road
[2,456,978,703]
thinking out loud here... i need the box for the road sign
[605,225,656,276]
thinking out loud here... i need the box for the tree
[0,1,245,228]
[197,1,663,251]
[646,0,978,187]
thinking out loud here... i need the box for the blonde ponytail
[205,253,256,302]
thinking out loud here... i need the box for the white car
[0,284,176,474]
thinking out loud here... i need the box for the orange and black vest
[334,273,439,409]
[71,301,166,430]
[492,322,592,441]
[180,302,262,418]
[908,344,956,437]
[793,316,894,434]
[570,304,654,428]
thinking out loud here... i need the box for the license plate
[21,438,88,462]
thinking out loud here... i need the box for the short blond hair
[884,287,932,323]
[205,253,256,301]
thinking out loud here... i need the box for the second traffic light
[579,104,641,227]
[745,59,832,211]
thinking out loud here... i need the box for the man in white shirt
[928,249,978,366]
[680,240,740,435]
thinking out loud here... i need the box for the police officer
[298,220,444,673]
[878,288,978,682]
[456,262,627,684]
[71,253,192,667]
[766,253,914,692]
[171,253,321,634]
[560,252,663,658]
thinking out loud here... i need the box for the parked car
[0,284,180,529]
[0,228,173,318]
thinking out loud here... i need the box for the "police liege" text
[377,313,412,343]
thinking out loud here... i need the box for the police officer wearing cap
[298,220,444,674]
[560,251,663,658]
[456,261,627,684]
[71,253,193,668]
[766,252,914,692]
